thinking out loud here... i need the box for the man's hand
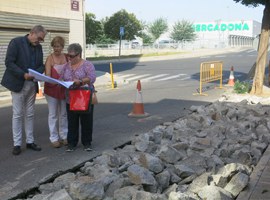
[24,73,34,80]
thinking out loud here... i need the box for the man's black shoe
[26,143,42,151]
[12,146,21,155]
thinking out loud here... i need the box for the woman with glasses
[60,43,96,152]
[44,36,68,148]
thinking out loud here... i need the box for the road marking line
[140,74,169,82]
[125,74,151,81]
[156,74,187,81]
[215,55,226,58]
[117,74,136,78]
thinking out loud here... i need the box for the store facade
[193,20,261,48]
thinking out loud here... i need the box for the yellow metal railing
[194,61,223,96]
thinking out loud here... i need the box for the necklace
[71,59,82,70]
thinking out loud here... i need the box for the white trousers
[45,95,67,143]
[11,81,36,146]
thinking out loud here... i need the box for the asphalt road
[0,47,257,199]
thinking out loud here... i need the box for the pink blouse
[60,60,96,86]
[60,60,96,103]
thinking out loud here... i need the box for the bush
[233,80,251,94]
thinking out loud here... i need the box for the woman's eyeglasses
[67,53,79,58]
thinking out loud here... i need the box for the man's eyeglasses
[35,33,44,43]
[67,53,79,58]
[37,37,44,43]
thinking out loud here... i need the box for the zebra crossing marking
[156,74,187,81]
[124,74,151,81]
[117,74,136,78]
[140,74,169,82]
[116,73,190,82]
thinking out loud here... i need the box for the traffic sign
[120,27,124,36]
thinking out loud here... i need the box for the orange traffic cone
[128,80,149,118]
[36,81,44,98]
[228,66,235,86]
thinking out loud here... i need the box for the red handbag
[69,87,92,112]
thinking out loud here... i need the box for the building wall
[253,20,262,36]
[0,0,84,50]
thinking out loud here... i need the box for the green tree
[170,20,196,42]
[148,18,168,41]
[137,20,154,44]
[95,34,115,44]
[140,32,154,44]
[85,13,103,44]
[95,18,115,44]
[233,0,270,95]
[104,9,143,40]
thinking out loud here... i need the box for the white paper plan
[28,69,74,88]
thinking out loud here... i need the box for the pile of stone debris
[21,92,270,200]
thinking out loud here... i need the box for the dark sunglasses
[67,53,79,58]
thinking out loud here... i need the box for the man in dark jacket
[1,25,47,155]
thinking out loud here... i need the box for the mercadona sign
[193,22,249,32]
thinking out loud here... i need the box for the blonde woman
[44,36,68,148]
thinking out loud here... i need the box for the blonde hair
[51,36,65,47]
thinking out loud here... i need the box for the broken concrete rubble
[22,93,270,200]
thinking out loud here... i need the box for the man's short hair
[31,25,47,35]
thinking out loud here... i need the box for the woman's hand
[73,79,83,86]
[73,78,90,86]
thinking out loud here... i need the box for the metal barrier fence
[195,61,223,96]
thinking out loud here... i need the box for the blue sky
[85,0,264,24]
